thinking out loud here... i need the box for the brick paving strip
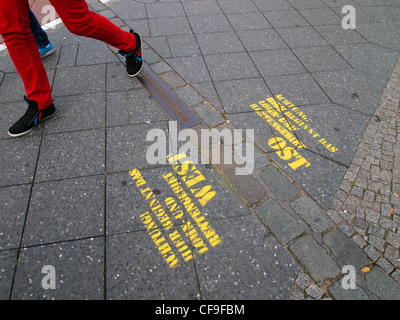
[326,54,400,298]
[0,0,400,300]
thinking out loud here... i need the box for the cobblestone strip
[328,55,400,288]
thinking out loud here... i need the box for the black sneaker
[119,30,143,77]
[8,97,56,138]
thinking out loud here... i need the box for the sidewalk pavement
[0,0,400,300]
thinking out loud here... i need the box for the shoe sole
[41,47,56,59]
[127,33,143,77]
[128,63,144,78]
[8,110,56,138]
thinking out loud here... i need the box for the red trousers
[0,0,136,109]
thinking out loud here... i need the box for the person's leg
[28,8,50,49]
[49,0,136,52]
[0,0,53,110]
[49,0,143,76]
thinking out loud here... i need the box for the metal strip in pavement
[137,63,202,129]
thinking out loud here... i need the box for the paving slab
[12,238,104,300]
[323,230,370,270]
[21,176,105,246]
[0,185,31,250]
[366,267,400,300]
[256,199,304,245]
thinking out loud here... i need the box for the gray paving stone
[106,62,143,92]
[0,185,31,250]
[289,288,305,300]
[299,8,342,25]
[276,26,328,48]
[187,14,233,34]
[291,195,333,233]
[22,176,105,246]
[165,56,211,83]
[204,52,259,82]
[287,103,370,167]
[106,168,183,235]
[149,17,192,36]
[167,34,201,58]
[146,2,186,18]
[45,93,106,134]
[226,172,266,206]
[75,39,119,66]
[234,142,271,170]
[35,129,105,182]
[366,267,400,300]
[108,0,147,21]
[293,46,351,72]
[52,64,106,97]
[106,122,168,173]
[288,0,327,9]
[315,24,367,45]
[226,12,272,30]
[263,10,309,28]
[106,229,199,299]
[217,0,260,13]
[266,73,330,106]
[175,86,204,107]
[12,238,104,300]
[106,89,168,127]
[250,49,307,77]
[323,230,369,269]
[0,69,55,103]
[0,100,44,140]
[237,29,288,52]
[145,37,171,59]
[295,271,311,289]
[89,2,107,12]
[125,19,151,38]
[313,69,387,115]
[182,0,224,16]
[192,82,224,113]
[0,52,17,73]
[290,235,341,283]
[256,199,304,244]
[194,104,225,127]
[150,61,173,74]
[214,77,271,114]
[253,0,293,11]
[57,44,79,68]
[196,32,245,55]
[261,167,301,200]
[305,283,324,299]
[356,22,400,51]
